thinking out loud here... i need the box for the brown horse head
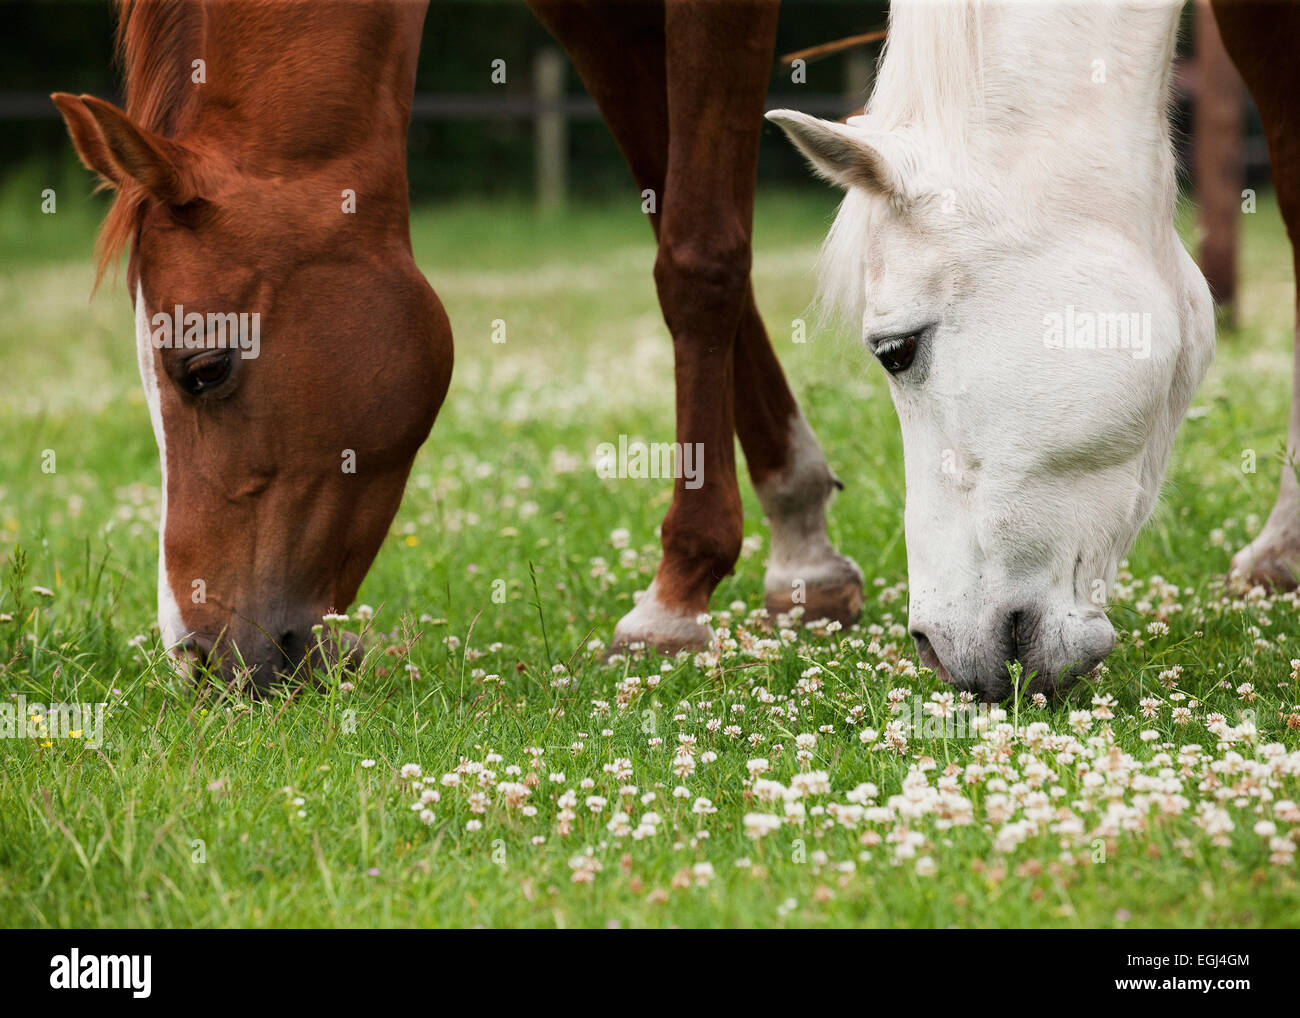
[54,0,451,689]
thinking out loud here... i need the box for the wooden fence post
[534,47,567,212]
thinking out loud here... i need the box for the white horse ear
[766,109,903,199]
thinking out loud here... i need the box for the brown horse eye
[182,352,233,394]
[876,333,918,375]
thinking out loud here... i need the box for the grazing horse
[57,0,864,686]
[55,0,453,687]
[769,0,1220,698]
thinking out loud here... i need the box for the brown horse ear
[51,92,197,205]
[51,93,119,186]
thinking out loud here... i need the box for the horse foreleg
[609,0,782,653]
[733,291,864,625]
[1213,0,1300,588]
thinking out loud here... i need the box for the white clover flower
[692,797,717,815]
[742,813,782,839]
[753,779,785,803]
[789,770,831,797]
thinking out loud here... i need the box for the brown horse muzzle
[177,623,363,694]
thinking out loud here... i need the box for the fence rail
[0,91,860,121]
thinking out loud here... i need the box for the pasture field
[1,172,1298,928]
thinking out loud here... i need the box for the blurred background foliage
[0,0,898,200]
[0,1,1270,250]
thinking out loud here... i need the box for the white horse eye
[875,333,918,375]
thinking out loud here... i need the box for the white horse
[769,0,1214,699]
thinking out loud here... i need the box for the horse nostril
[910,628,952,684]
[176,636,207,661]
[1006,609,1038,664]
[274,628,313,671]
[1007,611,1022,659]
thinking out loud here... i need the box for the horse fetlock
[755,412,861,626]
[659,513,744,589]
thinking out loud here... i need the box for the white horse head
[770,0,1214,699]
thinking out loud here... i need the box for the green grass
[1,177,1298,928]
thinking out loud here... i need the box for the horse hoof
[764,554,865,628]
[609,582,713,657]
[1229,537,1300,591]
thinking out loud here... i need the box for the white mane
[868,0,989,142]
[818,0,1185,326]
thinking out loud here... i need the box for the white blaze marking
[135,282,187,650]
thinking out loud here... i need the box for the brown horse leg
[527,1,703,651]
[604,0,781,652]
[1213,1,1300,588]
[532,0,859,644]
[733,293,864,625]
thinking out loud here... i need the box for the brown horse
[55,0,453,687]
[56,0,863,687]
